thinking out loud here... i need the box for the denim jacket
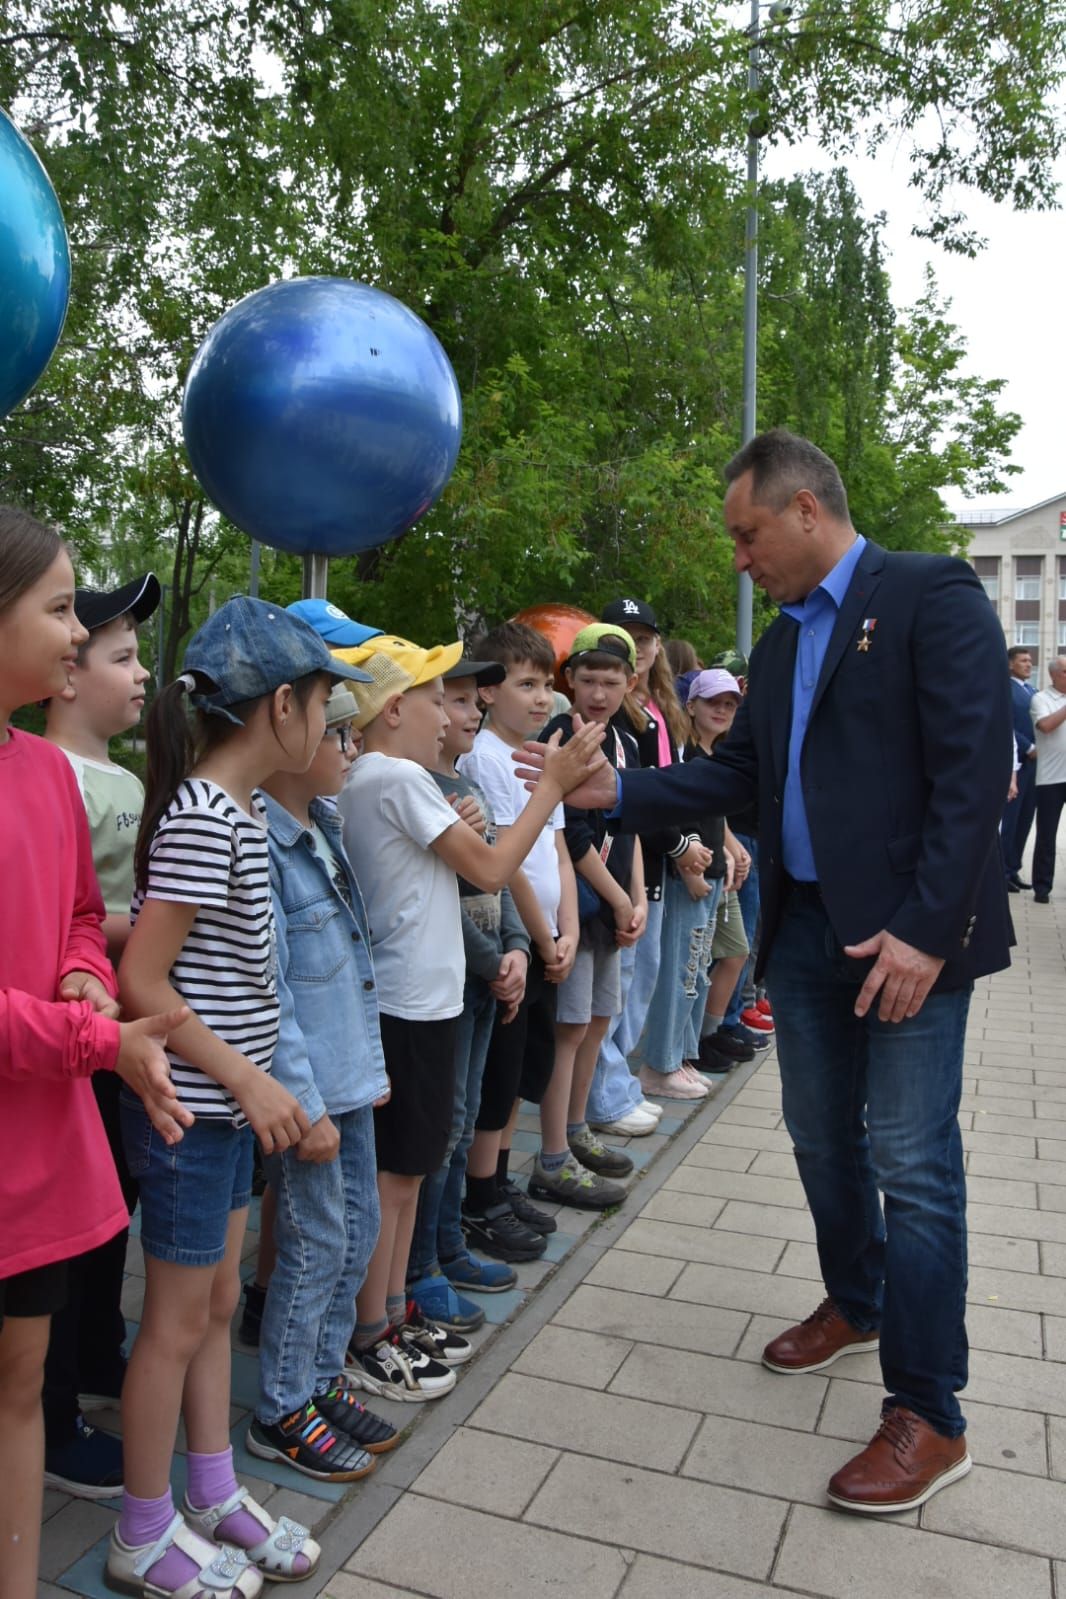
[263,791,389,1123]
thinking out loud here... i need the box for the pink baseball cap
[686,668,742,705]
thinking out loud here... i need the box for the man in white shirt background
[1030,657,1066,903]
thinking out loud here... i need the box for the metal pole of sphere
[302,552,330,600]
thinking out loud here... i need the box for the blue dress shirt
[780,535,867,880]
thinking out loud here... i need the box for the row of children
[0,500,770,1599]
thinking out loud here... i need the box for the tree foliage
[0,0,1060,663]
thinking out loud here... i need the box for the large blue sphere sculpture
[182,277,463,557]
[0,107,71,420]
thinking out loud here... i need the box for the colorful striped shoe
[246,1400,375,1483]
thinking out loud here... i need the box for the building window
[1015,623,1040,646]
[1015,556,1043,603]
[973,555,999,605]
[1059,622,1066,650]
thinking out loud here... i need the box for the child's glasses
[325,723,354,753]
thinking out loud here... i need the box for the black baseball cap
[75,574,162,633]
[601,596,660,633]
[442,656,505,686]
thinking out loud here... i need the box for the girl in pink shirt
[0,506,190,1599]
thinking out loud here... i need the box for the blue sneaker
[44,1414,124,1500]
[407,1272,486,1332]
[441,1248,517,1294]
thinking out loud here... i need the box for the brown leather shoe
[827,1406,971,1513]
[762,1297,879,1374]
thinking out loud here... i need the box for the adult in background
[1030,656,1066,903]
[521,429,1012,1514]
[999,645,1037,892]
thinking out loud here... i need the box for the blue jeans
[766,890,971,1437]
[681,877,724,1059]
[258,1106,379,1421]
[408,975,497,1280]
[586,894,665,1122]
[634,874,713,1074]
[724,834,760,1027]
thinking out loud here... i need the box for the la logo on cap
[622,599,639,614]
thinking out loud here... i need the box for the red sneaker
[741,1006,774,1033]
[756,997,773,1019]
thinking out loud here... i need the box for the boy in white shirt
[460,621,630,1220]
[337,634,604,1399]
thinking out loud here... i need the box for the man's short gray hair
[724,428,851,524]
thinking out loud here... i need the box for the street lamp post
[736,1,790,659]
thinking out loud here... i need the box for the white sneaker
[589,1107,659,1136]
[638,1098,664,1120]
[638,1065,709,1101]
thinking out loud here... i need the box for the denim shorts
[120,1093,255,1267]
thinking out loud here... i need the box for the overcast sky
[763,138,1066,515]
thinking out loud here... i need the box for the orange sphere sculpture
[513,603,596,691]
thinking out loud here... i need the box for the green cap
[567,622,637,671]
[711,648,749,677]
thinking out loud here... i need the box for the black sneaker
[708,1027,756,1062]
[344,1331,456,1403]
[397,1301,473,1366]
[311,1379,399,1453]
[238,1280,266,1347]
[499,1176,557,1235]
[247,1402,375,1481]
[567,1126,634,1178]
[461,1202,547,1262]
[44,1414,124,1499]
[695,1041,735,1074]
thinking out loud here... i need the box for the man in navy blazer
[1000,645,1038,889]
[526,430,1012,1515]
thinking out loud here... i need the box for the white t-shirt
[131,778,278,1124]
[459,727,564,937]
[338,752,464,1020]
[60,750,144,916]
[1031,687,1066,785]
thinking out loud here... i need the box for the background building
[957,494,1066,669]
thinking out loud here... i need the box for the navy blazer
[619,541,1014,992]
[1010,675,1036,758]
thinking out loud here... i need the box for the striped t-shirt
[131,778,279,1124]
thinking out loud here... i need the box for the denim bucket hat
[181,595,372,725]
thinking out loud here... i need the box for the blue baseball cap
[286,598,383,648]
[182,596,371,725]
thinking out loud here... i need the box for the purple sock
[119,1487,175,1551]
[118,1488,202,1590]
[186,1447,310,1574]
[185,1447,241,1512]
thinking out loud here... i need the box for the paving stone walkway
[43,869,1066,1599]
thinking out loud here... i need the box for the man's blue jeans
[258,1106,380,1422]
[766,890,971,1438]
[408,975,497,1280]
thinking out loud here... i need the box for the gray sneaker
[528,1154,627,1210]
[567,1126,634,1178]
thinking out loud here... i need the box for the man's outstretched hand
[513,714,618,810]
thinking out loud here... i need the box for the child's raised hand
[60,969,121,1021]
[115,1007,194,1145]
[238,1071,312,1155]
[539,718,608,796]
[296,1113,341,1164]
